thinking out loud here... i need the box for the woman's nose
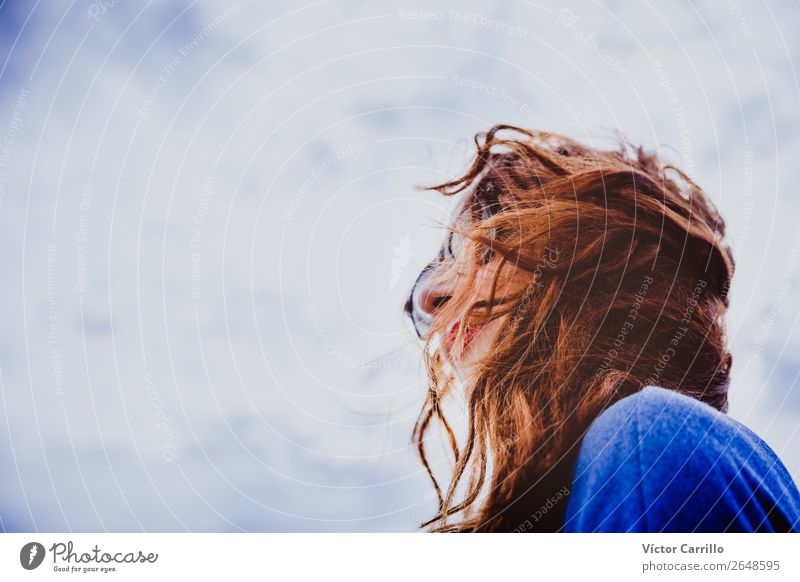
[405,262,454,338]
[418,279,452,315]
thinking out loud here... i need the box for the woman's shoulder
[563,386,800,532]
[584,386,748,453]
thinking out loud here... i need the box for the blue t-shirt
[562,386,800,532]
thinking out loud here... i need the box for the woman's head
[405,125,734,532]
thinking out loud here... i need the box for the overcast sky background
[1,0,799,532]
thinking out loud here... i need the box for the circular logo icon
[20,542,46,570]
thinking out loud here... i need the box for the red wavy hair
[410,125,734,532]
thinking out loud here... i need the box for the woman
[404,125,800,532]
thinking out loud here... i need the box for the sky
[0,0,799,531]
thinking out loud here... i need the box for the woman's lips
[446,321,482,356]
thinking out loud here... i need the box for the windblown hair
[412,125,734,532]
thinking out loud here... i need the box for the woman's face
[405,184,525,379]
[405,230,513,379]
